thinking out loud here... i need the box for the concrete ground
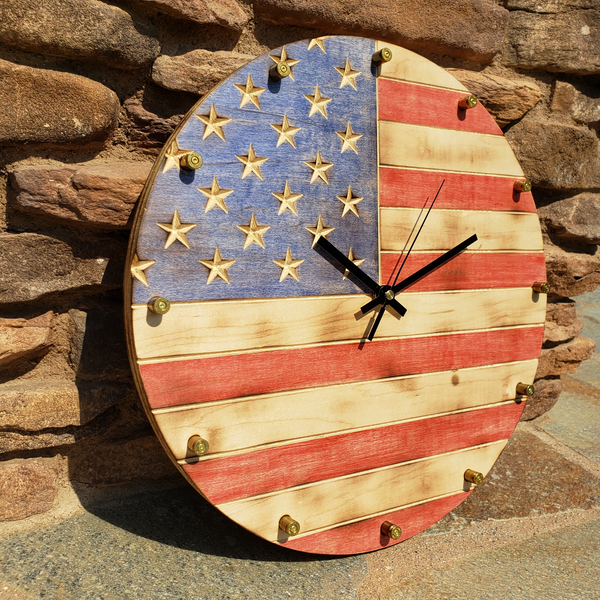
[1,288,600,600]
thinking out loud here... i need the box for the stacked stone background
[0,0,598,526]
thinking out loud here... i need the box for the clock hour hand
[315,237,407,316]
[361,234,478,315]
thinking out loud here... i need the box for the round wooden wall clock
[125,36,547,555]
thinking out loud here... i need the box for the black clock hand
[315,237,407,316]
[361,234,478,314]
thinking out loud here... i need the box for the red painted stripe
[283,492,470,554]
[378,78,502,136]
[381,252,546,290]
[142,326,543,409]
[379,168,536,212]
[187,402,523,505]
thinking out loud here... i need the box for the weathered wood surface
[184,402,523,504]
[154,361,536,458]
[218,441,507,541]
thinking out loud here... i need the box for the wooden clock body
[125,37,547,555]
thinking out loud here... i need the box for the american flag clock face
[125,37,548,555]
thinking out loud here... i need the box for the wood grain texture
[375,41,469,92]
[282,492,470,554]
[154,360,536,459]
[378,78,502,136]
[217,441,507,541]
[380,208,543,252]
[380,251,546,290]
[141,325,544,408]
[379,121,524,177]
[132,288,546,361]
[379,167,536,212]
[184,402,523,504]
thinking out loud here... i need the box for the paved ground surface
[1,288,599,600]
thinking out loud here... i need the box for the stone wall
[1,0,598,526]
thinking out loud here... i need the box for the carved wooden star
[199,247,236,284]
[335,58,361,90]
[236,144,268,180]
[130,253,155,287]
[273,247,304,282]
[308,37,327,53]
[162,139,192,173]
[306,215,335,248]
[342,248,366,279]
[337,185,364,217]
[237,213,271,249]
[304,151,333,184]
[198,176,233,214]
[304,85,332,118]
[196,103,231,141]
[156,209,197,249]
[272,181,303,215]
[336,122,363,154]
[271,114,301,148]
[269,46,300,80]
[234,74,265,109]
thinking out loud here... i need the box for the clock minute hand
[360,234,478,314]
[315,237,407,316]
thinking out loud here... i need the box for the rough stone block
[520,377,563,420]
[505,117,600,190]
[0,0,159,70]
[0,60,119,148]
[502,9,600,75]
[9,163,151,229]
[449,69,541,126]
[544,244,600,298]
[152,50,254,96]
[539,193,600,246]
[124,99,181,153]
[544,301,584,343]
[125,0,248,30]
[0,458,58,522]
[0,381,125,430]
[550,81,600,124]
[0,233,123,305]
[536,336,596,379]
[255,0,510,63]
[0,312,53,369]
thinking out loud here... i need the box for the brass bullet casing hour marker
[464,469,484,485]
[188,435,209,456]
[381,521,402,540]
[458,95,478,110]
[514,179,532,193]
[372,47,393,64]
[147,296,170,315]
[269,61,290,80]
[279,515,300,536]
[516,382,535,397]
[532,281,551,294]
[180,152,202,171]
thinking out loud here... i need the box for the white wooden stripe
[153,360,536,459]
[218,440,507,541]
[379,121,524,177]
[380,208,543,252]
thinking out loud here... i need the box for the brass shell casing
[464,469,484,485]
[532,281,551,294]
[187,435,209,456]
[516,382,535,397]
[458,95,478,110]
[270,62,291,80]
[381,521,402,540]
[180,152,203,171]
[147,296,171,315]
[514,180,532,193]
[279,515,300,536]
[372,48,393,64]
